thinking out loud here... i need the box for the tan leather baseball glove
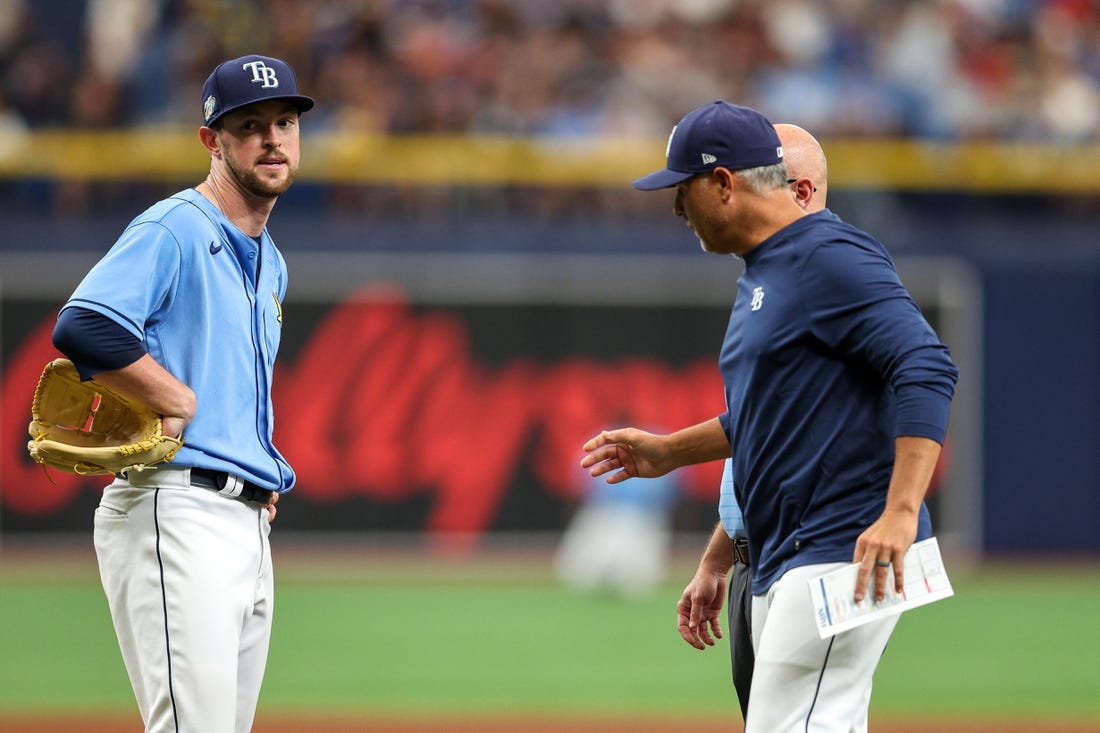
[27,358,184,476]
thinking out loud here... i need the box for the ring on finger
[874,561,891,567]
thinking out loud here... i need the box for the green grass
[263,581,737,715]
[0,583,131,710]
[1,558,1098,721]
[873,568,1100,717]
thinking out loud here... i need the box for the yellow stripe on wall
[2,129,1099,192]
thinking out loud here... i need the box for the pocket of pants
[95,486,142,522]
[94,504,128,523]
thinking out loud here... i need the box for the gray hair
[736,163,789,193]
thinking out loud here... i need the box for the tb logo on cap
[242,60,279,89]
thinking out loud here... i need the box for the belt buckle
[214,472,245,499]
[733,538,750,565]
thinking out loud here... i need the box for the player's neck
[198,175,275,238]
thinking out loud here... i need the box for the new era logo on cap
[201,54,314,126]
[633,101,783,190]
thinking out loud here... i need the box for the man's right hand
[676,567,728,650]
[579,428,672,483]
[161,415,188,439]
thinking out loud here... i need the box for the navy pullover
[718,210,959,594]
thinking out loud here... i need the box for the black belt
[189,468,275,506]
[733,537,750,565]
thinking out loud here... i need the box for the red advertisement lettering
[2,291,724,535]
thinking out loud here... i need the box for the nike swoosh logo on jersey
[209,241,223,255]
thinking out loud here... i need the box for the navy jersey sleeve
[718,410,732,441]
[53,306,147,380]
[801,237,959,442]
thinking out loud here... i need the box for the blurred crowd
[2,0,1099,141]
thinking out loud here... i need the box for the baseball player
[698,122,832,720]
[581,101,958,732]
[50,55,312,733]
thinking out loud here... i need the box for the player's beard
[224,151,297,198]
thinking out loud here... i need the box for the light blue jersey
[63,188,295,492]
[718,458,745,539]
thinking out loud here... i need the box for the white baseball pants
[94,470,273,733]
[747,562,897,733]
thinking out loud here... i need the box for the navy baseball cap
[201,54,314,126]
[633,101,784,190]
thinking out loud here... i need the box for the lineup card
[809,537,954,638]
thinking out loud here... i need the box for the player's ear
[711,167,737,199]
[791,178,816,209]
[198,126,221,157]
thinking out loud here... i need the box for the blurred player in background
[50,55,312,733]
[582,101,958,732]
[554,464,678,598]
